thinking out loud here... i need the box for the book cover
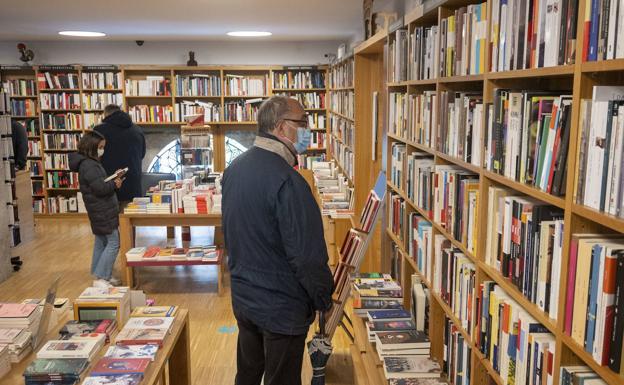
[91,358,150,376]
[0,303,37,318]
[368,320,417,333]
[383,356,442,379]
[24,358,89,376]
[389,378,445,385]
[37,340,99,359]
[376,330,431,350]
[115,328,167,346]
[105,344,158,361]
[131,306,178,318]
[368,309,413,322]
[83,374,143,385]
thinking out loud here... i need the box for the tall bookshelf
[376,1,624,385]
[0,64,330,216]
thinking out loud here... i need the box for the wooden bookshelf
[374,0,624,385]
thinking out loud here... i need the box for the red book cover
[600,252,619,364]
[546,105,565,193]
[91,358,150,376]
[564,237,579,335]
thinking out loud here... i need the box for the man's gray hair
[257,96,291,134]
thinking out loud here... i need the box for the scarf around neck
[253,133,297,167]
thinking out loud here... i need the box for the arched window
[147,137,250,178]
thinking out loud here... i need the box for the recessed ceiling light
[59,31,106,37]
[227,31,272,37]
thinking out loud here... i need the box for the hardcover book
[367,309,413,322]
[383,356,442,379]
[83,374,143,385]
[37,340,100,360]
[131,306,178,318]
[24,358,89,376]
[115,328,167,346]
[91,358,150,376]
[105,344,158,361]
[123,317,173,331]
[376,330,431,350]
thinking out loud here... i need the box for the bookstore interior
[1,0,624,384]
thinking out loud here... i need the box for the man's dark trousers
[235,313,307,385]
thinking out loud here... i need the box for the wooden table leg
[217,263,223,296]
[168,314,191,385]
[119,216,134,287]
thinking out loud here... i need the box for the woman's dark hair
[78,131,105,159]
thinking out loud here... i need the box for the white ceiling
[0,0,363,41]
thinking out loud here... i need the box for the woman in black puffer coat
[69,131,124,287]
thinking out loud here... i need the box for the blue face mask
[293,127,311,154]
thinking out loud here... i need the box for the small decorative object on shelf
[186,51,198,67]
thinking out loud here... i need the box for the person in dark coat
[69,131,124,287]
[222,96,333,385]
[94,104,145,209]
[11,120,28,170]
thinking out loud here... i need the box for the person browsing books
[222,96,333,385]
[69,131,125,287]
[94,104,146,211]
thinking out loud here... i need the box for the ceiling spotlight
[59,31,106,37]
[227,31,272,37]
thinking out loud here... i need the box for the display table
[119,213,225,293]
[0,309,192,385]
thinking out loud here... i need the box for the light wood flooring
[0,219,354,385]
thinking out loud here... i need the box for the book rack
[326,172,386,339]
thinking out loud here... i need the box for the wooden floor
[0,219,354,385]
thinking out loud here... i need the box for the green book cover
[535,114,552,187]
[24,358,89,376]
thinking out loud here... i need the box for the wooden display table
[119,213,225,293]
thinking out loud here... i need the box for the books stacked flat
[83,374,143,385]
[311,161,354,217]
[86,358,149,383]
[37,339,102,361]
[75,286,131,324]
[146,202,171,214]
[0,328,32,363]
[59,319,117,343]
[375,329,432,360]
[131,306,178,318]
[23,358,89,385]
[123,198,149,214]
[104,344,158,361]
[382,355,442,380]
[352,275,403,316]
[115,317,173,347]
[125,247,146,262]
[0,303,41,335]
[182,193,210,214]
[559,366,607,385]
[0,345,10,379]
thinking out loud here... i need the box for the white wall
[0,40,344,66]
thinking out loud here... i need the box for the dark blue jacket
[94,111,145,202]
[222,137,333,335]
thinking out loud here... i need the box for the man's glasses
[283,116,310,128]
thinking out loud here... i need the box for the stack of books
[128,246,218,263]
[559,366,609,385]
[124,198,150,214]
[382,356,441,382]
[85,358,149,384]
[36,339,103,361]
[352,274,403,317]
[115,317,173,347]
[59,319,117,344]
[443,316,471,385]
[311,161,354,217]
[0,345,10,379]
[0,303,41,335]
[182,193,211,214]
[146,203,171,214]
[23,358,89,385]
[75,286,131,325]
[0,328,32,363]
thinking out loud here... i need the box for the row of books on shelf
[28,140,42,157]
[39,92,80,110]
[222,98,262,122]
[125,77,171,96]
[583,0,624,62]
[44,194,87,214]
[42,113,83,131]
[272,70,325,89]
[2,79,36,96]
[81,71,122,90]
[491,0,579,71]
[577,86,624,215]
[46,171,78,189]
[28,160,42,177]
[181,148,212,167]
[43,133,80,150]
[485,91,572,197]
[388,91,437,148]
[408,26,438,82]
[330,91,354,119]
[127,105,174,123]
[329,59,354,89]
[125,245,219,262]
[297,153,326,170]
[20,119,38,136]
[82,93,123,110]
[328,135,354,181]
[174,101,220,123]
[330,114,354,148]
[224,74,268,97]
[276,91,325,109]
[438,92,484,168]
[10,99,36,117]
[0,91,10,113]
[311,161,354,217]
[175,74,221,97]
[485,187,565,319]
[37,72,80,90]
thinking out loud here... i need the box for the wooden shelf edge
[435,151,482,174]
[560,333,624,385]
[482,169,566,209]
[487,65,575,80]
[438,74,485,83]
[355,30,389,55]
[329,110,355,122]
[571,203,624,233]
[581,59,624,73]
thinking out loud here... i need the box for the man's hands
[114,177,124,189]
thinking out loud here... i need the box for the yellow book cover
[447,16,456,77]
[488,288,499,361]
[131,306,178,318]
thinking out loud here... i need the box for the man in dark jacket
[11,120,28,170]
[94,104,145,208]
[222,96,333,385]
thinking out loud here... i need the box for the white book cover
[37,339,99,360]
[605,106,620,214]
[618,0,624,58]
[548,220,564,320]
[606,0,619,59]
[105,344,158,361]
[608,107,624,215]
[123,317,173,331]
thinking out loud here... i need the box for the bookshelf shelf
[223,95,269,99]
[40,109,82,113]
[387,132,435,155]
[33,212,86,218]
[560,333,624,385]
[333,160,354,187]
[124,95,172,99]
[82,89,123,92]
[38,89,80,92]
[435,151,482,175]
[387,82,409,87]
[482,169,566,209]
[405,78,438,86]
[438,74,485,83]
[487,65,576,80]
[42,129,82,133]
[307,147,326,151]
[581,59,624,73]
[330,134,353,151]
[174,95,221,99]
[571,203,624,234]
[329,110,354,122]
[46,187,79,191]
[354,30,388,54]
[330,86,355,91]
[272,88,326,92]
[473,349,505,385]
